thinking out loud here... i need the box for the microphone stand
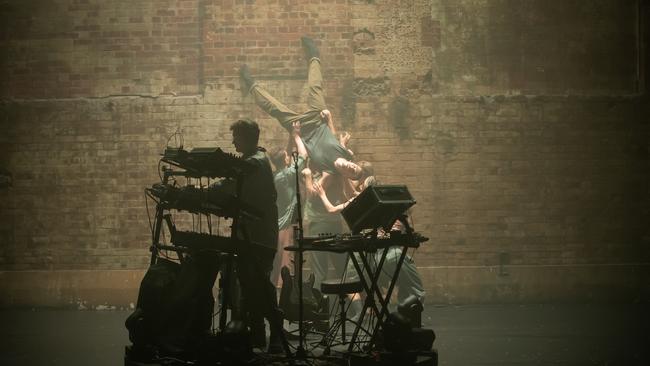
[291,151,307,359]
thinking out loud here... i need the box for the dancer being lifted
[240,36,364,191]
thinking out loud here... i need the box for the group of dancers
[226,36,425,353]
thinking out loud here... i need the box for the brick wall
[0,0,648,307]
[1,0,203,98]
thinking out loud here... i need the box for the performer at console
[213,118,285,353]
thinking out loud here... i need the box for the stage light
[382,297,435,354]
[397,294,424,328]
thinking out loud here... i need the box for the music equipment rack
[283,215,430,356]
[162,230,275,257]
[161,147,254,178]
[144,146,292,359]
[147,183,262,220]
[307,230,428,252]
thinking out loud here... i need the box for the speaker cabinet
[341,185,415,233]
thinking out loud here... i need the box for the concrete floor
[0,303,648,366]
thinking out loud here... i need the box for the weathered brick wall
[0,0,648,306]
[0,0,202,98]
[433,0,640,95]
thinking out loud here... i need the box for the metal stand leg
[339,295,347,343]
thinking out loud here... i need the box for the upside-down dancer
[240,36,368,192]
[241,37,365,289]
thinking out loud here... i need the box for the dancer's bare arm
[339,131,355,157]
[301,167,317,197]
[292,121,308,160]
[342,177,359,199]
[320,109,335,134]
[313,181,354,213]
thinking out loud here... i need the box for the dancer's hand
[377,228,388,239]
[301,167,312,177]
[339,131,351,147]
[291,121,301,136]
[313,181,324,195]
[391,220,405,232]
[320,109,331,121]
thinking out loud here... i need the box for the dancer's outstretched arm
[291,121,308,161]
[342,176,359,200]
[313,181,354,214]
[339,131,354,157]
[301,167,317,197]
[317,170,334,193]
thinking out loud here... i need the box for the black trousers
[236,250,281,333]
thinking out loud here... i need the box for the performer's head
[334,158,373,181]
[230,118,259,155]
[360,174,376,190]
[333,157,362,179]
[357,161,374,181]
[270,147,290,171]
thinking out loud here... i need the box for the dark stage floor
[0,303,648,366]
